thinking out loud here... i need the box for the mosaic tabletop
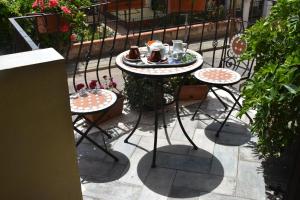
[70,89,117,114]
[116,47,203,77]
[194,68,241,85]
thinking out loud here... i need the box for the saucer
[123,54,141,62]
[147,56,168,64]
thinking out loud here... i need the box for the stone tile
[171,116,198,142]
[82,195,100,200]
[198,192,250,200]
[81,181,142,200]
[109,134,141,162]
[211,176,236,196]
[157,152,211,173]
[168,197,199,200]
[206,130,251,147]
[138,168,176,200]
[169,171,236,198]
[210,144,238,177]
[205,121,250,136]
[236,161,266,200]
[190,129,215,158]
[138,136,190,156]
[78,158,128,183]
[239,145,260,162]
[77,142,107,161]
[118,147,151,186]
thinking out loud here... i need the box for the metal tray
[122,52,197,68]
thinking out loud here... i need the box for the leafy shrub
[240,0,300,157]
[0,0,32,52]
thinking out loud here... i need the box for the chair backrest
[218,19,255,81]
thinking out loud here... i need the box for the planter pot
[107,0,144,11]
[36,14,67,33]
[179,84,209,100]
[168,0,205,13]
[85,95,125,124]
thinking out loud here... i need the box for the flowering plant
[31,0,90,35]
[76,76,123,97]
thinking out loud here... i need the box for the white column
[263,0,273,17]
[243,0,251,27]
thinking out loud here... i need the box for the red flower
[109,78,117,88]
[59,22,69,32]
[32,0,38,9]
[76,83,85,91]
[49,0,59,7]
[70,33,77,42]
[89,80,98,89]
[61,6,71,14]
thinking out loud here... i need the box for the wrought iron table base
[124,78,198,168]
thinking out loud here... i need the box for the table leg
[124,78,145,143]
[124,106,143,143]
[152,79,159,168]
[176,77,198,150]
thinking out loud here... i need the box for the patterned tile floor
[68,48,287,200]
[73,90,288,200]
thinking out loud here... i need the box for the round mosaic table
[70,89,117,114]
[194,68,241,85]
[115,48,203,77]
[116,48,204,168]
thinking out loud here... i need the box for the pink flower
[89,80,97,89]
[59,22,69,32]
[32,0,38,9]
[61,6,71,14]
[49,0,59,7]
[99,84,105,89]
[76,83,85,91]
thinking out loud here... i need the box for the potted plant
[75,76,125,124]
[124,73,208,111]
[169,75,208,101]
[31,0,89,33]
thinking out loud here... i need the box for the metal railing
[8,0,250,89]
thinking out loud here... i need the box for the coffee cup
[148,48,161,62]
[128,45,140,59]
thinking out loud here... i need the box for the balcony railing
[9,0,245,54]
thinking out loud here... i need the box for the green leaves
[240,0,300,157]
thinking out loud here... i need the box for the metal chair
[192,19,255,137]
[68,4,119,161]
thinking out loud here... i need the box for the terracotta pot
[85,95,125,124]
[107,0,144,11]
[179,84,209,100]
[168,0,205,13]
[36,14,67,33]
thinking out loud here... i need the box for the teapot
[146,40,169,58]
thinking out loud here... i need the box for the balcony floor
[73,89,287,200]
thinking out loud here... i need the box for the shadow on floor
[76,132,130,183]
[137,145,224,198]
[205,121,251,146]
